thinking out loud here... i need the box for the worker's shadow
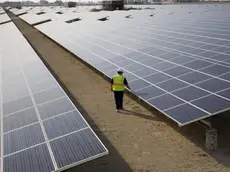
[120,109,163,122]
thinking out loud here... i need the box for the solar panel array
[13,4,230,127]
[0,8,11,24]
[0,21,108,171]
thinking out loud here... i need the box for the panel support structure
[205,128,217,151]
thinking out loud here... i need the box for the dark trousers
[114,91,124,110]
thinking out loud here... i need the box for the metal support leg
[206,128,218,151]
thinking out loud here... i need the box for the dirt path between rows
[7,11,230,172]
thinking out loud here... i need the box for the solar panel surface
[0,22,108,172]
[15,4,230,126]
[0,13,11,24]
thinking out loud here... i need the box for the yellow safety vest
[112,74,125,91]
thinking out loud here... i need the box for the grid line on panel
[3,127,89,158]
[1,109,77,136]
[68,39,212,116]
[85,21,230,64]
[125,29,230,67]
[20,27,107,151]
[2,85,60,105]
[14,36,108,170]
[73,33,230,102]
[141,22,230,49]
[128,61,217,86]
[142,24,230,43]
[3,121,39,135]
[3,96,67,118]
[15,52,58,170]
[151,22,230,39]
[3,141,46,158]
[132,31,230,65]
[81,32,230,84]
[141,22,230,42]
[97,25,230,68]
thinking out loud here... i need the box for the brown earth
[7,11,230,172]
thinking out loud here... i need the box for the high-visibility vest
[112,74,125,91]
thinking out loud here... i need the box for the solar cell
[50,129,107,169]
[196,78,230,92]
[172,86,210,102]
[164,103,209,124]
[4,123,45,155]
[31,4,230,126]
[191,95,230,114]
[156,78,188,92]
[148,94,184,111]
[3,108,38,133]
[4,144,55,172]
[129,79,151,91]
[43,110,88,139]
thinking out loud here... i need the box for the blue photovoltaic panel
[0,22,108,172]
[24,4,230,127]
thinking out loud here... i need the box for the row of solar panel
[0,22,108,172]
[35,21,230,125]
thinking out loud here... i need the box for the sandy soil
[8,12,230,172]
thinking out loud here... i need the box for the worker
[111,68,131,112]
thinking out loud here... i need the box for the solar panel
[0,22,108,172]
[0,13,11,24]
[29,4,230,126]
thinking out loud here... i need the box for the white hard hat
[117,68,123,73]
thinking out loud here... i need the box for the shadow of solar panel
[3,144,54,172]
[3,108,38,133]
[43,110,88,140]
[4,123,45,155]
[50,128,107,169]
[38,97,75,120]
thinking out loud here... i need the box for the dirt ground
[8,12,230,172]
